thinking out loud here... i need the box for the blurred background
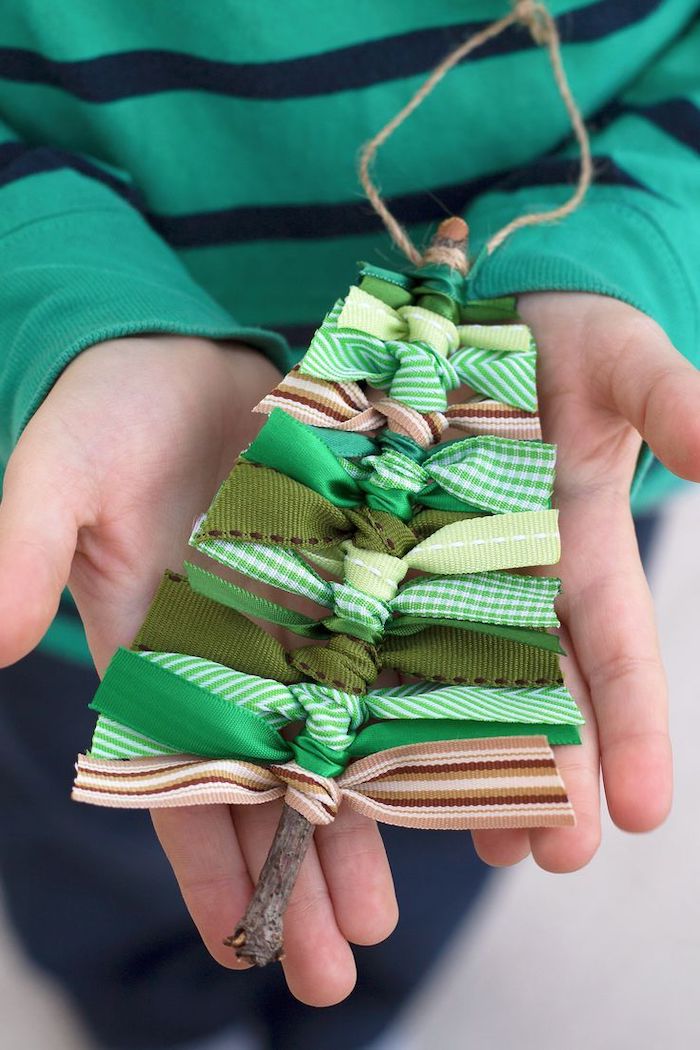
[1,490,698,1050]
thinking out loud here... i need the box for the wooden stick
[421,216,470,274]
[224,804,314,967]
[224,217,469,968]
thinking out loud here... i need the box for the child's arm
[0,114,288,467]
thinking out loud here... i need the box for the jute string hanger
[358,0,593,273]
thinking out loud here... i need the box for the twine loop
[358,0,592,267]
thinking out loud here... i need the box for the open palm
[0,293,696,1004]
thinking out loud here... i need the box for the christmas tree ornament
[72,1,592,967]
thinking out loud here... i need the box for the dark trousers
[0,514,660,1050]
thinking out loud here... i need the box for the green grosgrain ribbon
[299,289,537,412]
[89,648,582,776]
[242,408,555,520]
[143,568,564,690]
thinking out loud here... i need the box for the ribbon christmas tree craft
[72,217,583,967]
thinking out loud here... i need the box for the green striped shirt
[1,0,699,664]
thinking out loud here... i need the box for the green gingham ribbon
[189,526,560,640]
[243,408,555,519]
[89,649,583,765]
[299,288,537,412]
[341,434,555,516]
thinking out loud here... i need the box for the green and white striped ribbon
[301,300,460,413]
[88,651,583,760]
[450,342,537,413]
[299,290,538,412]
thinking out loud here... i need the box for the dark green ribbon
[91,647,580,778]
[242,408,481,520]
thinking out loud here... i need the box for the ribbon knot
[355,448,427,517]
[289,634,380,693]
[327,581,391,641]
[383,339,461,413]
[74,737,576,829]
[294,289,539,414]
[344,433,556,519]
[270,761,342,823]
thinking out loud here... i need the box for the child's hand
[472,292,700,872]
[0,293,697,1003]
[0,335,398,1005]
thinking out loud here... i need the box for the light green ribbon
[300,287,538,412]
[188,509,561,643]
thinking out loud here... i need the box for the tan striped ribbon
[73,736,574,830]
[444,401,543,441]
[255,367,541,447]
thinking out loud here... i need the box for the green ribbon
[243,409,554,521]
[298,289,537,412]
[90,648,581,777]
[133,570,303,683]
[156,567,563,691]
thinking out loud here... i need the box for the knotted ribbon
[241,408,554,521]
[144,567,565,695]
[73,735,576,830]
[86,647,582,774]
[298,288,537,412]
[254,366,543,446]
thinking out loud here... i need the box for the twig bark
[223,803,315,967]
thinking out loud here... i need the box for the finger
[314,805,398,945]
[471,828,531,868]
[0,435,79,666]
[600,317,700,482]
[555,484,672,833]
[528,630,602,872]
[233,801,356,1006]
[151,805,253,970]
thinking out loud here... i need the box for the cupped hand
[472,292,700,871]
[1,295,695,1002]
[0,335,398,1005]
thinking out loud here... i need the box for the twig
[224,803,315,967]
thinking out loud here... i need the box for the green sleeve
[465,17,700,511]
[0,123,289,464]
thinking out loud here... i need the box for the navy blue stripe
[616,99,700,155]
[0,143,647,246]
[0,0,664,102]
[58,599,82,624]
[0,142,148,208]
[275,323,317,349]
[155,158,647,246]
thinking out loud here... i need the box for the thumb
[0,437,79,666]
[603,317,700,483]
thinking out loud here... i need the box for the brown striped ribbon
[254,367,541,446]
[73,736,574,830]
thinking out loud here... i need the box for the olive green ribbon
[139,570,563,696]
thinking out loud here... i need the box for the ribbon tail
[72,753,286,810]
[338,737,575,829]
